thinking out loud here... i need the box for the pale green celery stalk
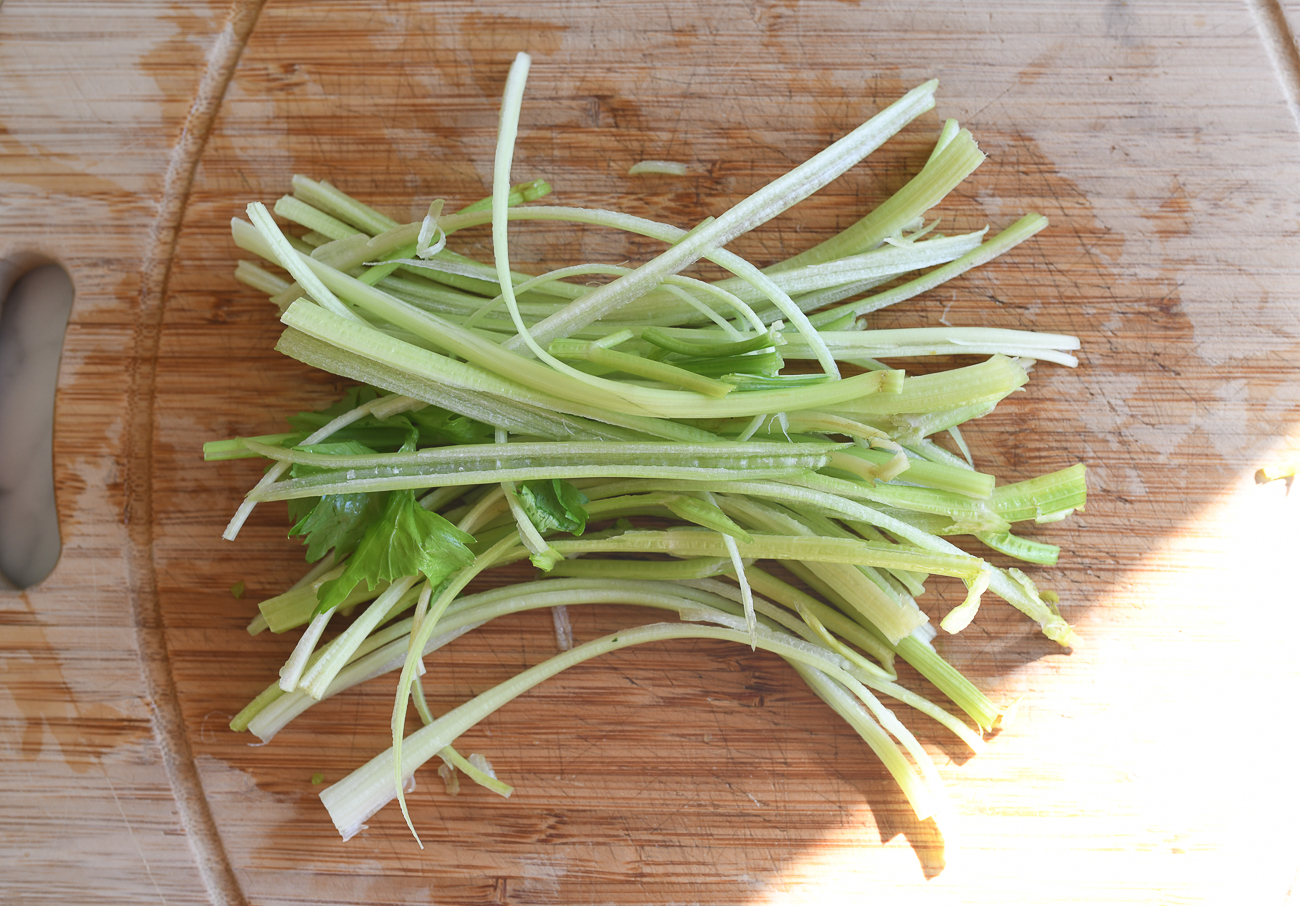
[684,231,982,316]
[275,195,362,242]
[781,326,1081,368]
[839,519,928,596]
[683,606,952,800]
[245,618,483,742]
[248,556,340,634]
[204,432,304,461]
[670,576,842,655]
[274,302,716,439]
[641,327,778,358]
[222,382,405,541]
[896,632,1005,732]
[278,258,661,416]
[327,578,703,730]
[380,247,586,303]
[794,663,951,818]
[748,498,923,602]
[547,528,982,645]
[376,272,529,316]
[976,531,1060,566]
[258,572,401,635]
[497,80,941,365]
[770,123,986,272]
[234,594,444,732]
[243,439,843,497]
[927,117,963,160]
[989,463,1087,523]
[435,743,513,798]
[739,565,897,672]
[746,231,984,297]
[842,446,995,499]
[460,263,602,330]
[783,559,1003,731]
[291,175,399,235]
[246,577,977,785]
[712,493,926,644]
[245,578,753,737]
[230,683,285,733]
[549,339,737,397]
[388,532,523,836]
[406,200,874,355]
[808,214,1050,327]
[579,475,945,559]
[547,529,987,580]
[655,279,763,335]
[882,402,999,447]
[323,620,936,842]
[279,298,909,422]
[278,608,333,692]
[251,462,824,502]
[547,557,734,580]
[906,438,978,471]
[285,234,316,254]
[711,577,892,680]
[274,328,680,444]
[832,481,1008,533]
[756,471,1071,640]
[457,175,553,214]
[946,425,974,466]
[693,490,757,645]
[749,411,897,449]
[430,204,809,330]
[830,355,1028,419]
[309,232,374,266]
[485,52,661,408]
[299,575,421,700]
[245,202,365,325]
[779,275,898,318]
[495,429,564,570]
[257,231,381,312]
[235,259,291,297]
[291,175,557,291]
[270,243,902,418]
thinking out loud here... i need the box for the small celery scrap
[629,160,689,176]
[212,53,1087,849]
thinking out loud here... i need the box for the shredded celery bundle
[212,54,1085,846]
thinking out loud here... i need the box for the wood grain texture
[1,2,250,903]
[4,1,1300,904]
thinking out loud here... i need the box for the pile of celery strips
[208,53,1085,843]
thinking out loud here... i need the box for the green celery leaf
[314,490,476,614]
[518,479,589,536]
[287,441,387,561]
[285,386,383,433]
[286,385,491,451]
[407,407,495,446]
[290,492,388,563]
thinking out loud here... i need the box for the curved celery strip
[808,213,1050,327]
[322,620,941,843]
[502,80,939,361]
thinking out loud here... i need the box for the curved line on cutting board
[126,3,267,905]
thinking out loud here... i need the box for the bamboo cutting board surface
[3,2,1300,904]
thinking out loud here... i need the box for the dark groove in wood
[126,2,267,904]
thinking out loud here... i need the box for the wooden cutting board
[4,2,1300,903]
